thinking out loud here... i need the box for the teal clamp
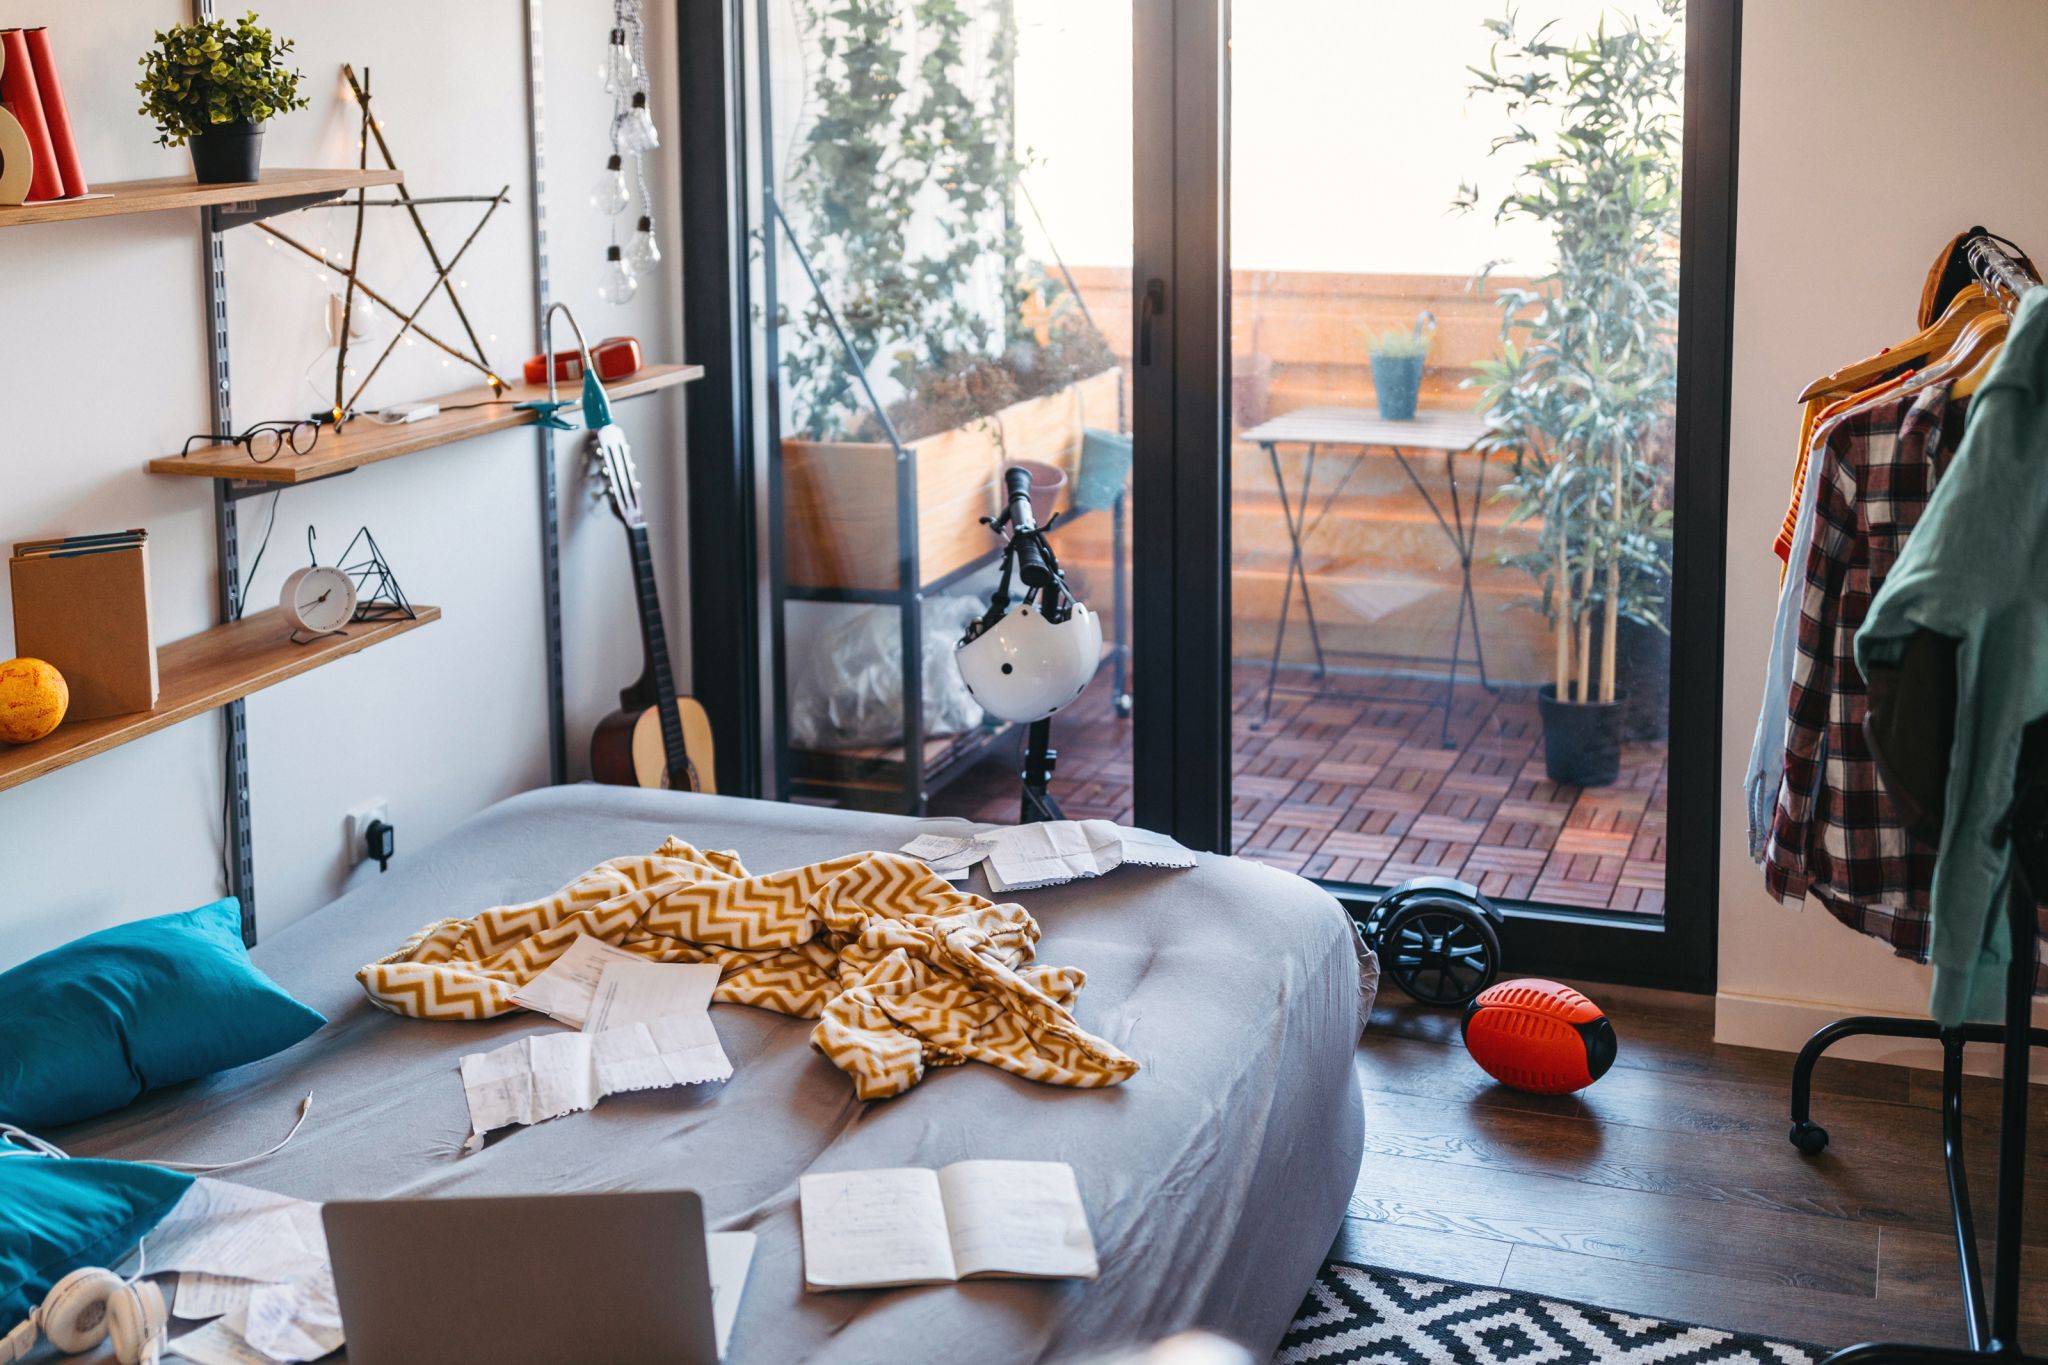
[517,399,580,431]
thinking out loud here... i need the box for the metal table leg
[1256,440,1328,729]
[1388,443,1498,747]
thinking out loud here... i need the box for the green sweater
[1857,288,2048,1024]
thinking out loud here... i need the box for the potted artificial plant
[1461,3,1682,787]
[1367,314,1434,421]
[137,11,308,185]
[776,0,1121,595]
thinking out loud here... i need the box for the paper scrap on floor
[459,1012,731,1153]
[973,820,1195,892]
[897,832,993,881]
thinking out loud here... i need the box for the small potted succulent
[137,11,308,184]
[1367,313,1435,421]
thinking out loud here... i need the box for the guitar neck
[626,525,677,706]
[626,525,691,787]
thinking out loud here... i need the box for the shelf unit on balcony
[0,607,440,795]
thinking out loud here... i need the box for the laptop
[323,1190,753,1365]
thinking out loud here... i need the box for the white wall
[1714,0,2048,1071]
[0,2,686,966]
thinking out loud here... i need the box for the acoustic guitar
[587,430,717,793]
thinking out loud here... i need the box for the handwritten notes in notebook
[798,1161,1098,1291]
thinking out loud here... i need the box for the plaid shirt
[1764,383,1961,954]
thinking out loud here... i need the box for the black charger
[364,818,395,873]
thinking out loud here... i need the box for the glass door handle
[1137,277,1168,365]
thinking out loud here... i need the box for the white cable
[149,1095,314,1172]
[2,1096,313,1175]
[0,1125,68,1160]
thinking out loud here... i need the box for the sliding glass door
[687,0,1735,989]
[1220,0,1733,985]
[741,0,1148,824]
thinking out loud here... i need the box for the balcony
[926,266,1670,916]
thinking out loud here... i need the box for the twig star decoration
[256,63,510,430]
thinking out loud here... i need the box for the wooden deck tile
[925,664,1670,916]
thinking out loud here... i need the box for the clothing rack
[1786,231,2048,1365]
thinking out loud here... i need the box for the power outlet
[345,801,390,866]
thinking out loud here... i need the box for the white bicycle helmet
[955,599,1103,723]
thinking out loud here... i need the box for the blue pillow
[0,1155,193,1326]
[0,899,325,1129]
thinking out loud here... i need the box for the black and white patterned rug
[1278,1261,1825,1364]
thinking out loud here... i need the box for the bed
[54,787,1367,1363]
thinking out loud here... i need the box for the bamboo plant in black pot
[137,12,308,185]
[1459,2,1682,788]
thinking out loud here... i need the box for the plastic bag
[789,595,987,750]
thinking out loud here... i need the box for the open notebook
[799,1160,1098,1291]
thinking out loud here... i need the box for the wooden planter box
[781,368,1122,593]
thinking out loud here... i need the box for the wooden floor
[1348,983,2048,1351]
[931,664,1670,915]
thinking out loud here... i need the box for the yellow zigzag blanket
[357,838,1139,1100]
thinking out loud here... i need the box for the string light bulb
[603,27,638,93]
[598,244,638,305]
[590,154,631,216]
[627,215,661,272]
[618,91,660,153]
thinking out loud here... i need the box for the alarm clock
[280,565,358,636]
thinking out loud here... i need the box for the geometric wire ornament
[337,526,416,624]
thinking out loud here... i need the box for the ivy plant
[782,0,1109,443]
[1457,1,1683,707]
[136,11,309,148]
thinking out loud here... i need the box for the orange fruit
[0,657,68,743]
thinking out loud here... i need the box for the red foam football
[1460,978,1617,1094]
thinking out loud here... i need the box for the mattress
[55,787,1367,1363]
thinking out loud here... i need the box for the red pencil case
[523,336,643,387]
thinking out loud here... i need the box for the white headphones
[0,1267,167,1365]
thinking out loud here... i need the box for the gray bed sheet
[55,787,1365,1363]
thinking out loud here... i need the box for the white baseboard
[1715,990,2048,1081]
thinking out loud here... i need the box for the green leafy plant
[782,0,1112,443]
[135,11,308,148]
[1367,326,1433,360]
[1456,1,1683,706]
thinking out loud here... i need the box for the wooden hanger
[1949,315,2011,399]
[1797,284,1997,403]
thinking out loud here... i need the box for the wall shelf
[0,169,404,230]
[146,363,705,486]
[0,605,439,794]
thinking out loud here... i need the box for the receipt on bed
[139,1180,327,1285]
[582,958,721,1032]
[509,934,651,1027]
[167,1307,274,1365]
[174,1271,256,1321]
[898,834,993,881]
[460,1013,732,1152]
[243,1268,344,1362]
[980,820,1195,892]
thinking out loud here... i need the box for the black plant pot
[1537,684,1629,788]
[1599,616,1670,743]
[189,121,265,185]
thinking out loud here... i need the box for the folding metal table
[1241,406,1497,748]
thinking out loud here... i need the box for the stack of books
[0,26,87,204]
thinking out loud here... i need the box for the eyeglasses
[182,420,320,465]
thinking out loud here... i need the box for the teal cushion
[0,1155,193,1326]
[0,899,325,1129]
